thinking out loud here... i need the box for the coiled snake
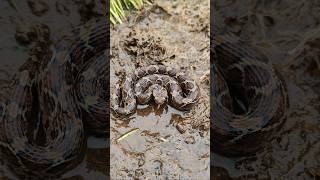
[0,18,108,177]
[211,28,289,156]
[111,65,200,116]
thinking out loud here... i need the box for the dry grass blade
[116,128,140,142]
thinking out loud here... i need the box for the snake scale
[211,28,289,156]
[0,18,109,177]
[111,65,200,115]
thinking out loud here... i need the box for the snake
[211,28,289,156]
[111,65,200,116]
[0,17,108,177]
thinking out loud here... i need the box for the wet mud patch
[111,0,210,179]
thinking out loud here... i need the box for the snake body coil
[111,65,200,115]
[211,29,289,156]
[0,18,108,177]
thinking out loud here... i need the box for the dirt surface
[213,0,320,179]
[0,0,109,179]
[110,0,210,179]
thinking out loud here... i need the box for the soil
[110,0,210,179]
[213,0,320,179]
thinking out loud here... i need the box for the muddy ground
[110,0,210,179]
[213,0,320,179]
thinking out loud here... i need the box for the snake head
[152,85,168,105]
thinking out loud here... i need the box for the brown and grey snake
[110,65,200,116]
[0,18,108,177]
[211,28,289,156]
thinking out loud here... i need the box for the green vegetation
[110,0,150,24]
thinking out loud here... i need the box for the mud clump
[123,30,166,67]
[184,136,195,144]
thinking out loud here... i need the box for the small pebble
[185,136,195,144]
[176,124,186,134]
[176,144,183,150]
[137,158,145,167]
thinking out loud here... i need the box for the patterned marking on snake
[111,65,200,116]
